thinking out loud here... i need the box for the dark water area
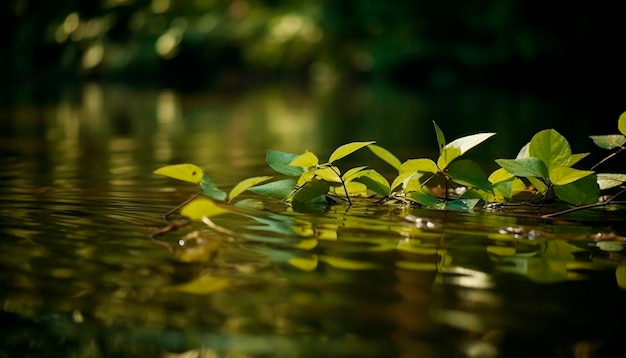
[1,82,625,357]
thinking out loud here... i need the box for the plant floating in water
[153,114,626,223]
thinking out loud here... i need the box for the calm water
[1,82,625,357]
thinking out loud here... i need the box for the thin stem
[163,191,202,220]
[328,165,352,206]
[591,146,625,171]
[541,187,626,218]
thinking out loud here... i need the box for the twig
[163,191,202,220]
[591,146,625,171]
[541,188,626,218]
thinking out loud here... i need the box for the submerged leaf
[553,174,599,205]
[154,164,204,184]
[266,150,305,176]
[589,135,626,150]
[529,129,571,171]
[368,144,402,170]
[328,141,376,163]
[180,198,231,221]
[228,176,273,202]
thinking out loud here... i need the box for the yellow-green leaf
[437,146,462,170]
[391,171,421,192]
[567,153,589,166]
[314,166,342,183]
[153,164,204,184]
[228,176,273,202]
[320,255,378,270]
[330,181,368,197]
[180,198,231,221]
[169,275,230,295]
[289,151,319,168]
[342,166,369,183]
[368,144,402,170]
[488,168,515,184]
[549,167,594,186]
[400,158,439,174]
[328,141,376,163]
[619,111,626,136]
[288,255,318,271]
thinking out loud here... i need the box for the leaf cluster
[153,113,626,221]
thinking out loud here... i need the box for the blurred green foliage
[0,0,614,89]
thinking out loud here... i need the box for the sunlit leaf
[400,158,439,174]
[266,150,305,176]
[493,178,526,200]
[314,166,342,183]
[447,159,493,193]
[567,153,589,166]
[354,169,391,196]
[390,171,422,192]
[180,198,231,221]
[553,174,599,205]
[248,179,297,201]
[288,255,318,271]
[619,111,626,136]
[320,255,378,270]
[292,179,330,203]
[169,275,230,295]
[597,173,626,190]
[199,175,228,201]
[589,135,626,150]
[342,166,368,183]
[495,157,548,179]
[330,181,368,197]
[289,151,319,168]
[443,198,481,212]
[529,129,571,171]
[433,121,446,154]
[294,239,318,250]
[549,167,594,186]
[488,168,515,183]
[233,198,264,210]
[436,146,462,170]
[328,141,376,163]
[153,163,204,184]
[446,132,496,156]
[367,144,402,170]
[228,176,273,202]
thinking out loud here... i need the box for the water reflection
[1,83,625,357]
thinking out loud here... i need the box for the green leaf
[527,176,547,193]
[199,175,228,201]
[495,158,548,179]
[342,166,369,183]
[400,158,439,174]
[597,173,626,190]
[353,169,391,196]
[180,198,231,221]
[153,163,204,184]
[443,198,481,212]
[589,135,626,150]
[488,168,515,183]
[228,176,273,202]
[567,153,589,166]
[328,141,376,163]
[447,159,493,193]
[554,174,599,205]
[549,167,594,186]
[446,132,497,156]
[410,188,442,207]
[433,121,446,154]
[289,151,319,169]
[248,179,297,201]
[620,111,626,136]
[436,146,462,170]
[292,179,330,203]
[266,150,305,176]
[492,178,526,200]
[367,144,402,170]
[529,129,571,171]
